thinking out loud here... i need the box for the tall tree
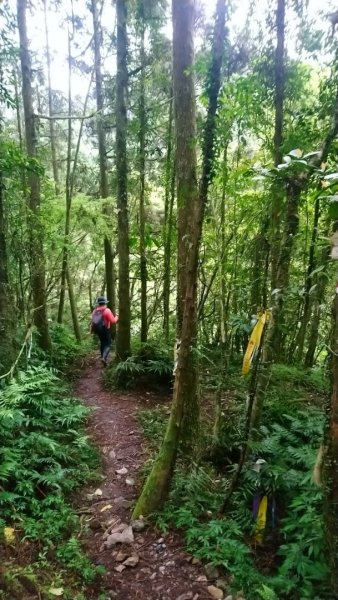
[115,0,131,359]
[162,95,174,342]
[138,0,147,343]
[133,0,208,518]
[270,0,286,293]
[91,0,116,319]
[17,0,51,352]
[43,0,59,193]
[0,144,14,374]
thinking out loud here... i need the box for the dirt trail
[75,359,211,600]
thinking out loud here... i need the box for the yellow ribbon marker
[242,311,270,376]
[254,495,268,544]
[4,527,15,544]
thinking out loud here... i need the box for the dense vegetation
[2,0,338,598]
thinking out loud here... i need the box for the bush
[140,396,329,599]
[0,365,101,596]
[104,341,174,391]
[49,323,91,373]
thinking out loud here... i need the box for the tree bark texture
[163,96,174,342]
[324,290,338,598]
[270,0,286,292]
[43,0,59,192]
[295,193,321,362]
[0,165,15,374]
[57,28,73,325]
[91,0,116,314]
[132,0,201,518]
[66,266,81,342]
[138,7,148,343]
[115,0,131,359]
[17,0,51,353]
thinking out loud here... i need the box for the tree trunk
[0,158,15,374]
[270,0,286,292]
[163,95,174,342]
[66,266,81,342]
[295,193,321,362]
[304,243,330,367]
[17,0,51,353]
[57,27,73,325]
[250,217,269,315]
[132,0,226,516]
[91,0,116,314]
[115,0,131,360]
[132,0,200,518]
[271,179,302,360]
[324,287,338,598]
[180,0,226,449]
[43,0,59,192]
[138,6,147,343]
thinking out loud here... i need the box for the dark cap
[96,296,107,305]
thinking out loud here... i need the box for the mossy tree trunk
[17,0,51,353]
[115,0,131,360]
[132,0,200,518]
[132,0,226,518]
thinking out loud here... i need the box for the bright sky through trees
[4,0,336,105]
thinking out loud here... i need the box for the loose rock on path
[75,359,225,600]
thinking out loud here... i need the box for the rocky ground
[75,360,242,600]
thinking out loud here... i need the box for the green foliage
[0,365,102,596]
[49,323,91,373]
[138,407,167,448]
[140,366,329,600]
[56,537,105,583]
[104,340,173,391]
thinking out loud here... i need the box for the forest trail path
[75,359,210,600]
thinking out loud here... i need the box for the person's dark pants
[98,328,112,361]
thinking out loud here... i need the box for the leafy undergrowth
[50,323,93,375]
[0,365,104,599]
[138,363,330,600]
[104,340,173,392]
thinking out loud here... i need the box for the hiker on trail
[91,296,118,366]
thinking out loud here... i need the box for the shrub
[104,340,173,391]
[0,365,101,595]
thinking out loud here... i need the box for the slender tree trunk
[17,0,51,353]
[295,193,321,362]
[138,7,147,343]
[250,216,269,315]
[91,0,116,315]
[163,95,174,342]
[271,180,302,360]
[115,0,131,359]
[304,244,330,367]
[132,0,200,518]
[57,28,73,325]
[43,0,59,192]
[0,156,15,374]
[324,284,338,598]
[270,0,286,292]
[66,266,81,342]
